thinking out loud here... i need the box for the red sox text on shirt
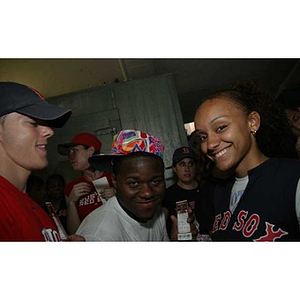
[212,210,288,241]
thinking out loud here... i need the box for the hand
[170,207,199,241]
[66,182,91,205]
[67,234,86,241]
[99,187,116,201]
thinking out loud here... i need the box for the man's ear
[172,166,177,174]
[88,146,95,156]
[248,111,261,133]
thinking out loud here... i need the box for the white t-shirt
[76,196,170,241]
[230,176,249,214]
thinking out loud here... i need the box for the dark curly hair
[202,81,298,158]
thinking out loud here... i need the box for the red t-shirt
[65,172,113,221]
[0,175,60,241]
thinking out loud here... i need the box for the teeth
[215,149,227,158]
[37,145,46,149]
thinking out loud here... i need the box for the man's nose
[139,184,154,198]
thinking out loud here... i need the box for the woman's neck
[236,150,269,178]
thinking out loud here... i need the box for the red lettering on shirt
[242,214,260,237]
[219,211,231,231]
[232,210,248,231]
[212,213,222,233]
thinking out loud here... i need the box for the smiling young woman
[194,82,300,241]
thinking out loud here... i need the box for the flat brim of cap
[173,154,198,166]
[17,102,72,128]
[88,154,124,173]
[57,143,81,155]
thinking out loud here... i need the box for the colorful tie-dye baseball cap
[88,129,164,172]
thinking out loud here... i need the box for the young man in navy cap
[163,146,213,239]
[58,133,115,234]
[0,82,83,241]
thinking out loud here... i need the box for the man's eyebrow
[124,175,140,179]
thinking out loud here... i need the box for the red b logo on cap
[30,87,45,100]
[182,147,190,154]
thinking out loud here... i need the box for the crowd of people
[0,81,299,242]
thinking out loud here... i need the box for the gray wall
[40,74,187,187]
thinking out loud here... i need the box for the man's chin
[34,160,49,170]
[137,210,157,223]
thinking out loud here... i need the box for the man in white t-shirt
[77,129,197,241]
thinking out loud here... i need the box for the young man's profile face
[114,155,166,223]
[68,145,91,171]
[0,113,54,172]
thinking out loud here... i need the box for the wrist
[66,199,77,207]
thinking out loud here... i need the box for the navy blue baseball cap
[0,82,72,128]
[172,146,198,166]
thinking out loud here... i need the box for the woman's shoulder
[267,157,300,169]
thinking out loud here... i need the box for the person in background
[188,130,204,183]
[45,173,68,233]
[0,81,83,241]
[278,88,300,158]
[57,133,115,234]
[162,146,213,240]
[76,129,198,241]
[284,105,300,137]
[26,174,47,208]
[284,105,300,158]
[194,82,300,241]
[284,106,300,158]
